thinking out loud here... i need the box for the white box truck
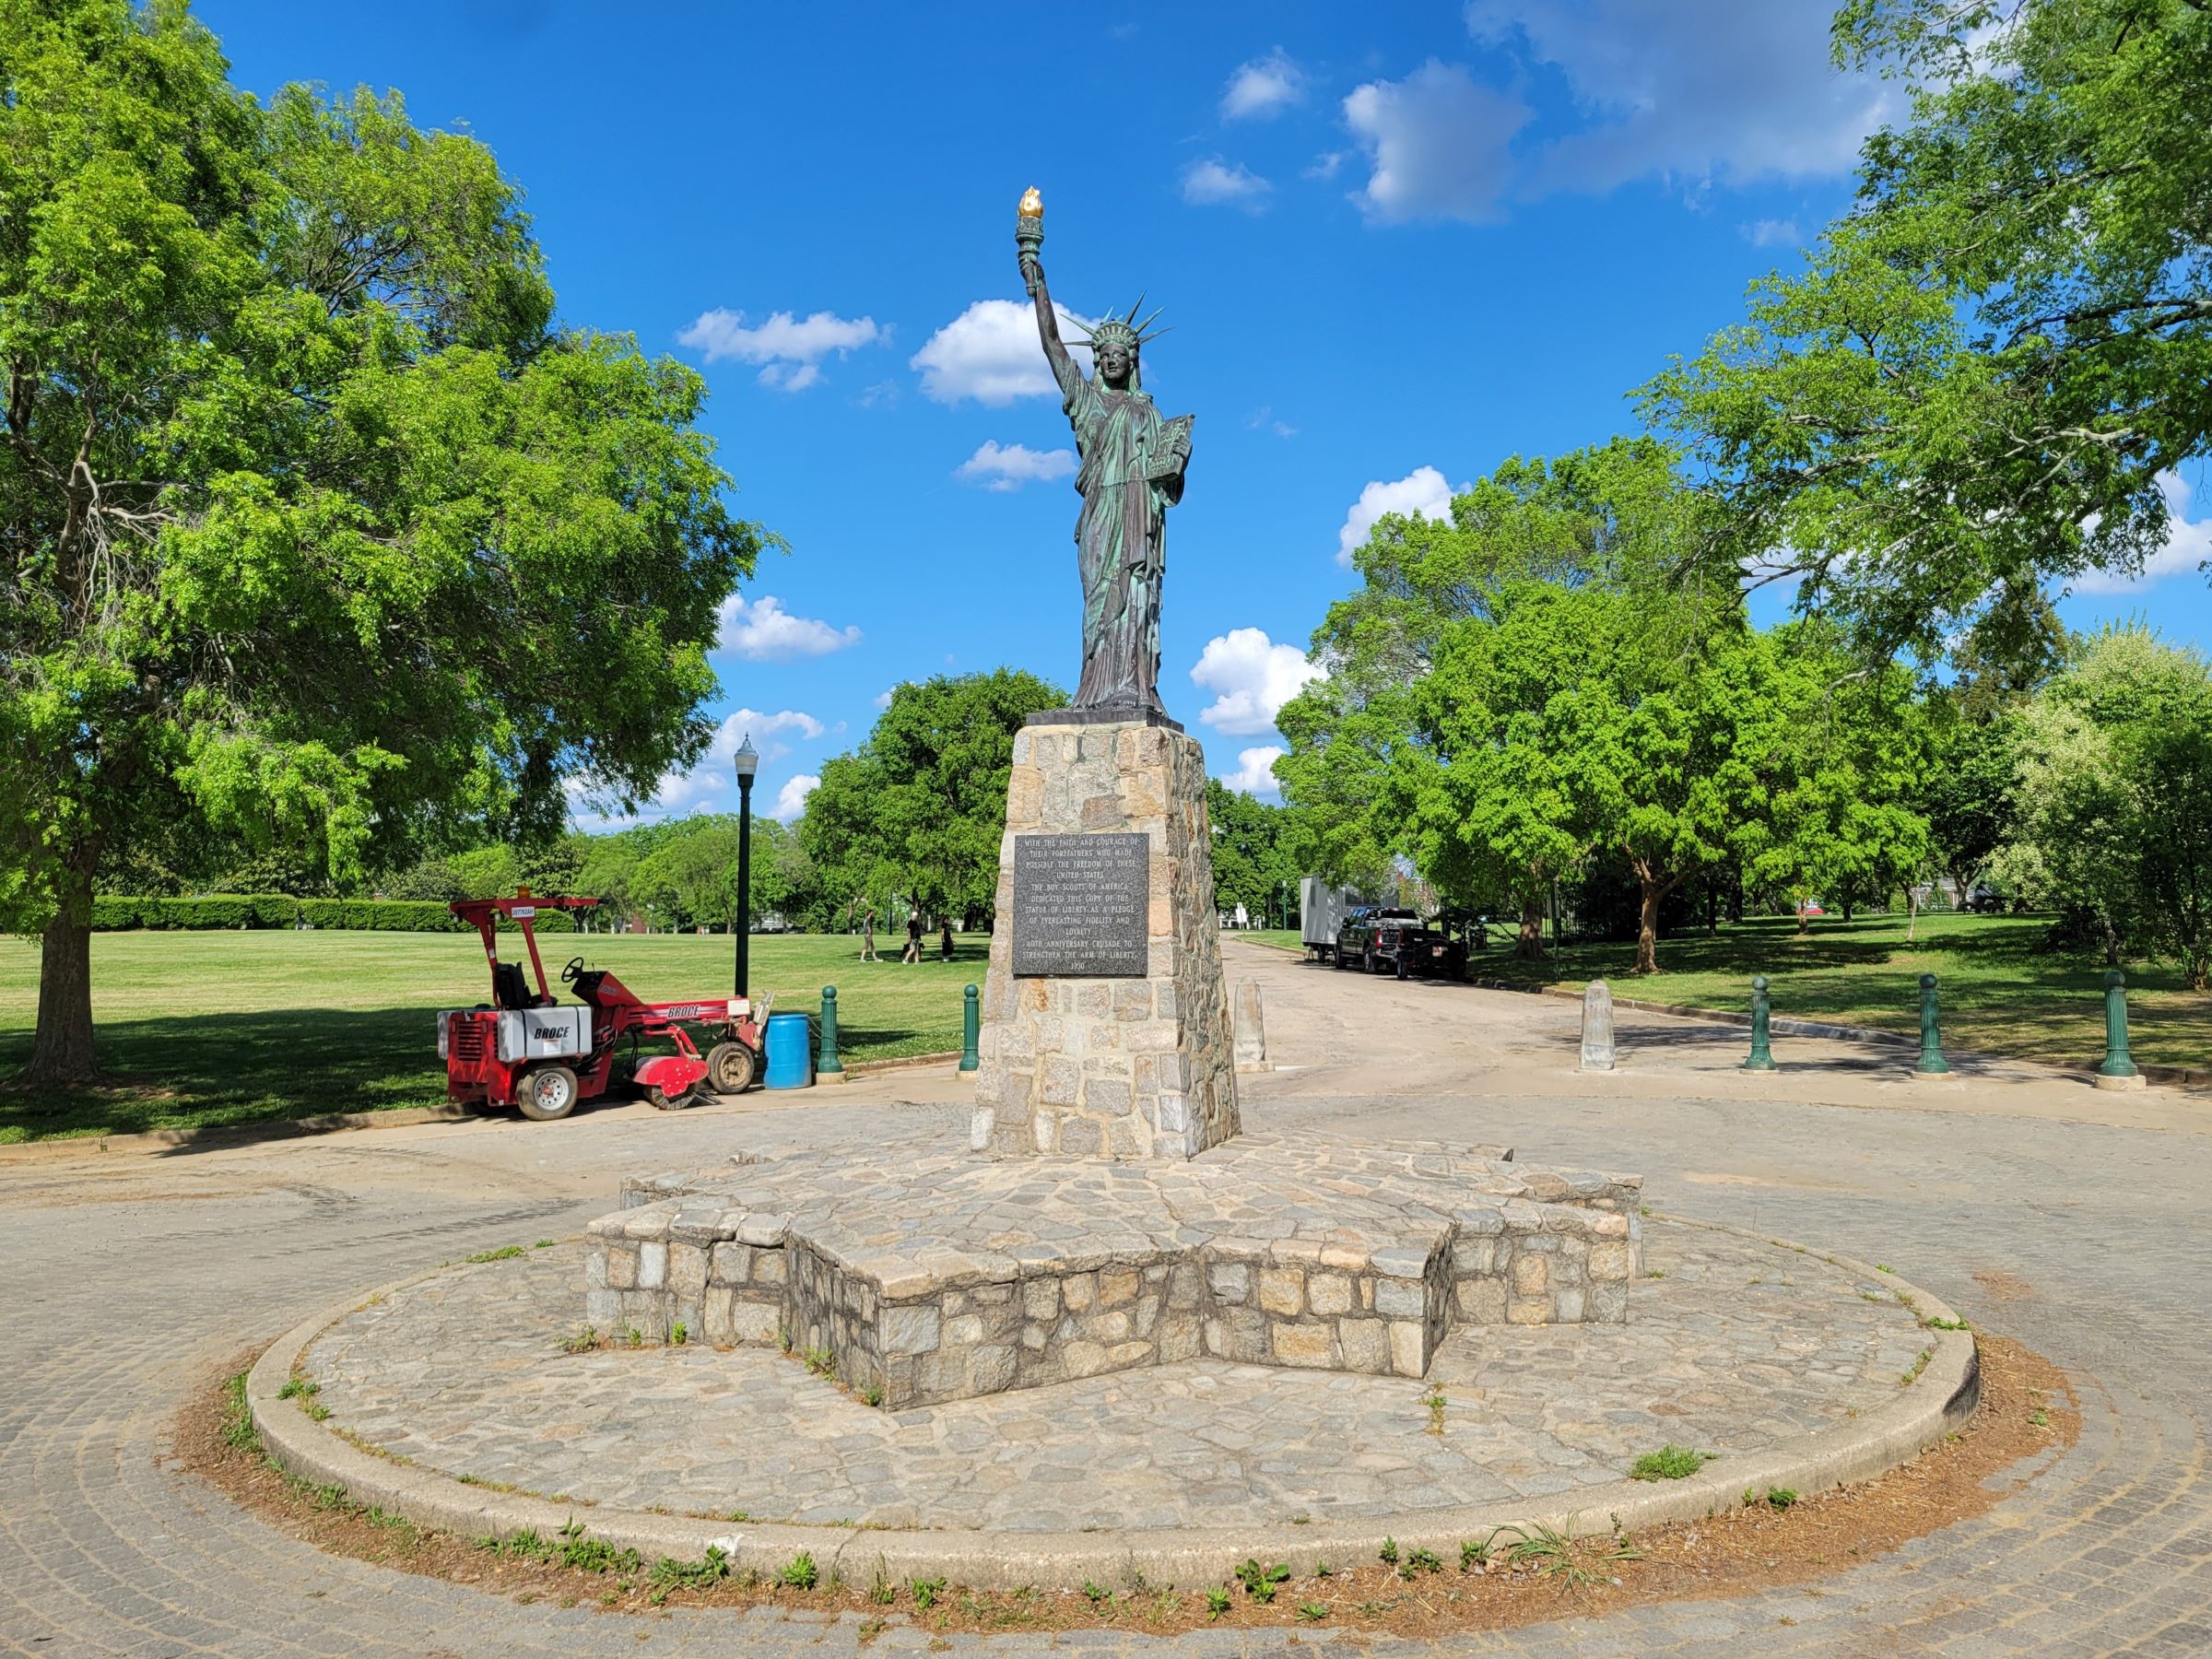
[1299,877,1351,963]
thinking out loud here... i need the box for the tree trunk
[22,859,99,1086]
[1514,894,1547,959]
[1633,877,1662,975]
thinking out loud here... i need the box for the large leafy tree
[1994,628,2212,987]
[1,2,762,1082]
[797,671,1063,926]
[1204,779,1302,924]
[1643,0,2211,654]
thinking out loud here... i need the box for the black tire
[516,1065,580,1122]
[1395,953,1409,981]
[1362,948,1375,973]
[647,1082,698,1112]
[707,1041,758,1095]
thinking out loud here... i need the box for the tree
[797,671,1063,926]
[1994,628,2212,988]
[1277,443,1747,965]
[1204,780,1300,924]
[1,4,762,1081]
[1642,0,2211,657]
[1747,626,1932,928]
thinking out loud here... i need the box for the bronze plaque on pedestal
[1011,833,1149,977]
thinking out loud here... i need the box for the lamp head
[732,734,759,782]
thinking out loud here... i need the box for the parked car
[1335,907,1466,980]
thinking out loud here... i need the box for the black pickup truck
[1334,907,1466,980]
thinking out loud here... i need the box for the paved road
[4,941,2209,1656]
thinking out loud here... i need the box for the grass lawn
[1465,910,2207,1077]
[0,929,989,1143]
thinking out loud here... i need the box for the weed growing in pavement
[1901,1348,1933,1385]
[1297,1601,1329,1622]
[644,1547,729,1605]
[863,1382,884,1407]
[1235,1559,1289,1603]
[535,1240,557,1249]
[557,1521,641,1576]
[868,1562,895,1605]
[1925,1315,1971,1331]
[465,1245,525,1264]
[1204,1586,1231,1619]
[803,1346,837,1379]
[1644,1268,1666,1279]
[2030,1408,2050,1427]
[560,1327,599,1354]
[1313,1560,1334,1578]
[276,1377,319,1401]
[909,1575,946,1611]
[1460,1535,1492,1571]
[1744,1487,1759,1507]
[1422,1384,1447,1434]
[1877,1264,1894,1273]
[1147,1590,1181,1621]
[1766,1488,1799,1510]
[625,1326,643,1348]
[1377,1535,1399,1566]
[1629,1444,1713,1481]
[778,1324,794,1353]
[779,1550,818,1590]
[1399,1546,1443,1581]
[1082,1580,1110,1606]
[219,1372,263,1454]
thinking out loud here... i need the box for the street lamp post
[733,735,758,1000]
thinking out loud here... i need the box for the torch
[1016,185,1043,294]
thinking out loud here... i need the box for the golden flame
[1018,186,1042,218]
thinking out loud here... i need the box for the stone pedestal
[971,720,1238,1159]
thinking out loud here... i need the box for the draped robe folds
[1053,351,1192,713]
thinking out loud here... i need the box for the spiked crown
[1071,294,1170,357]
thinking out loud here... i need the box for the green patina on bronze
[960,982,981,1074]
[1018,192,1193,720]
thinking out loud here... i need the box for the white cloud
[642,709,828,817]
[771,774,819,822]
[1182,158,1273,210]
[1222,48,1303,120]
[1190,628,1326,736]
[910,299,1095,406]
[1246,406,1297,439]
[2073,472,2212,593]
[1343,61,1532,224]
[955,441,1077,492]
[1741,217,1800,247]
[872,687,897,711]
[1462,0,1897,196]
[1219,746,1287,797]
[677,308,883,391]
[715,594,861,660]
[1336,466,1459,566]
[1304,150,1347,181]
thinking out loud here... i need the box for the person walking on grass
[939,917,955,961]
[860,908,878,963]
[901,906,923,965]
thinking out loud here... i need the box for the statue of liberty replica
[973,189,1237,1164]
[1017,189,1193,726]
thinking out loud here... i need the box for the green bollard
[1744,975,1776,1071]
[817,984,843,1077]
[1914,972,1951,1075]
[2098,969,2140,1084]
[959,983,981,1073]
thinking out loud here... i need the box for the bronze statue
[1018,190,1193,722]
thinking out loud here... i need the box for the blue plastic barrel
[763,1012,814,1089]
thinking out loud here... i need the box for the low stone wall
[586,1145,1641,1409]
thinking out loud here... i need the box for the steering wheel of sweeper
[561,956,586,984]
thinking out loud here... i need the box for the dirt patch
[1974,1268,2036,1303]
[177,1336,2076,1640]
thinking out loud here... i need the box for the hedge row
[89,895,579,933]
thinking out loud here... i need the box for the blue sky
[202,0,2212,826]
